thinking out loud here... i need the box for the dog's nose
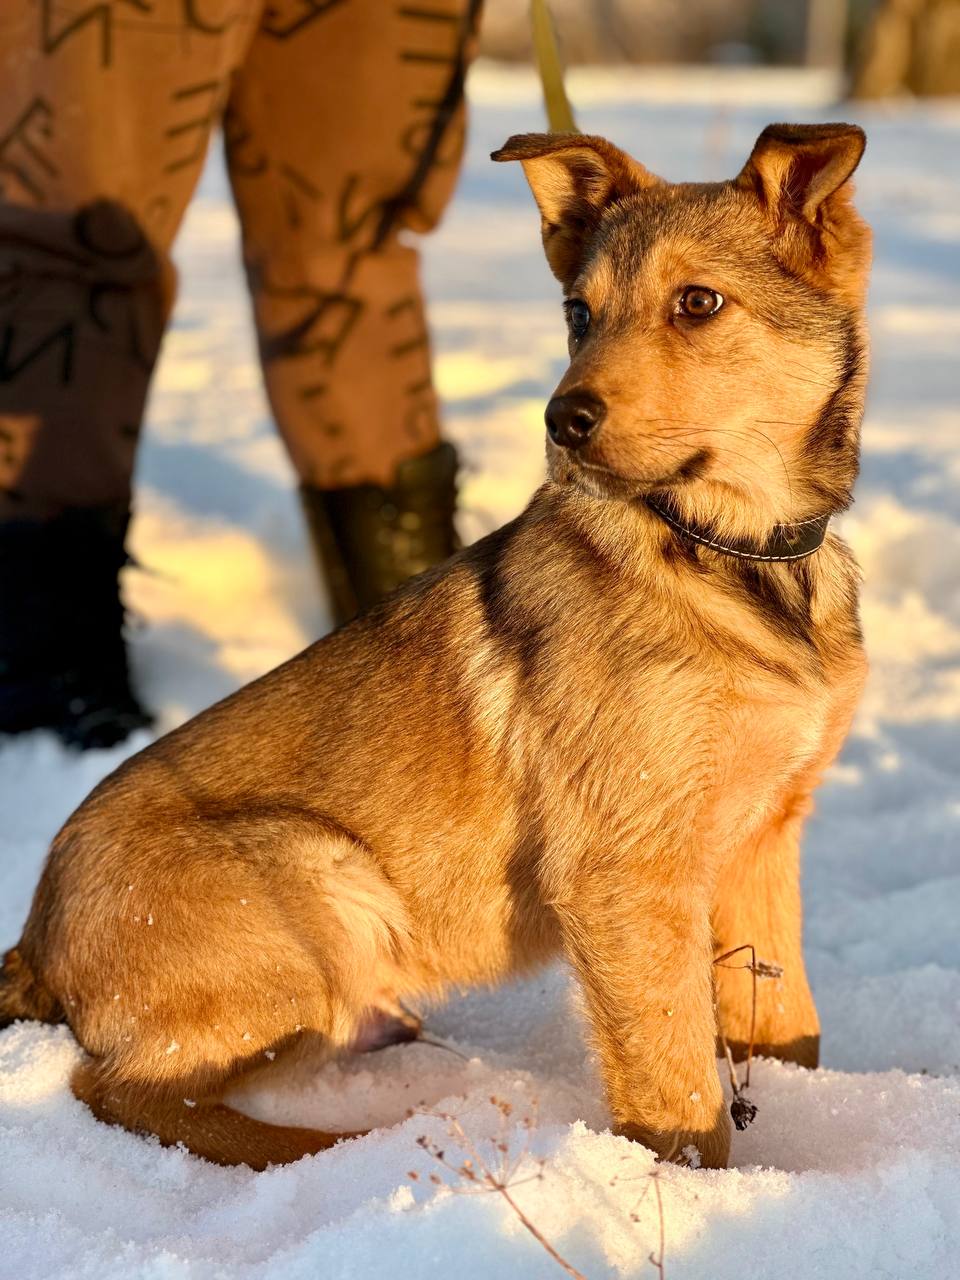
[545,393,606,449]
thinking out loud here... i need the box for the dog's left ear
[492,133,659,286]
[738,123,870,300]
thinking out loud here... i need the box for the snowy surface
[2,64,960,1279]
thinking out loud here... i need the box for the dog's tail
[0,946,64,1030]
[71,1061,362,1170]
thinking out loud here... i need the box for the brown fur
[0,123,871,1172]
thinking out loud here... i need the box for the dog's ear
[738,122,865,223]
[491,133,659,286]
[737,123,870,299]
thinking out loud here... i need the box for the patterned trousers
[0,1,481,519]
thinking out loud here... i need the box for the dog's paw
[616,1110,730,1170]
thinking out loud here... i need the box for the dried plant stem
[718,1026,741,1096]
[711,942,783,1129]
[416,1034,472,1062]
[713,943,759,1086]
[619,1161,668,1278]
[414,1103,588,1280]
[492,1180,590,1280]
[649,1171,666,1280]
[413,1098,671,1280]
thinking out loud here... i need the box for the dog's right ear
[491,133,659,286]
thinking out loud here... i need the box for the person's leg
[225,1,482,621]
[0,2,257,746]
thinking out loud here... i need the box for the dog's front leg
[557,876,730,1168]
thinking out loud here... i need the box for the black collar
[644,498,830,563]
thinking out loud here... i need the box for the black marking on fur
[657,526,705,574]
[551,509,619,586]
[674,448,713,484]
[807,315,863,456]
[799,313,865,521]
[471,519,543,682]
[728,559,816,649]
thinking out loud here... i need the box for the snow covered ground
[2,64,960,1279]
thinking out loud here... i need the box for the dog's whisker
[642,423,795,504]
[643,432,770,479]
[778,371,833,389]
[611,438,763,499]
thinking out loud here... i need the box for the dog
[0,123,870,1171]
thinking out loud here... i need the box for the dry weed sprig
[408,1096,668,1280]
[718,1032,758,1132]
[713,942,783,1128]
[416,1034,473,1063]
[607,1154,668,1278]
[409,1097,588,1280]
[649,1171,666,1280]
[617,1165,667,1279]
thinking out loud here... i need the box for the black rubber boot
[0,505,154,750]
[300,442,460,626]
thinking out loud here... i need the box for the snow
[2,63,959,1279]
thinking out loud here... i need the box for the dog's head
[492,125,871,536]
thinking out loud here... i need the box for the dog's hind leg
[71,1059,360,1170]
[46,810,418,1168]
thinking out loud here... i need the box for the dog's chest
[547,625,840,853]
[708,671,833,841]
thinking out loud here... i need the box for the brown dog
[0,123,870,1171]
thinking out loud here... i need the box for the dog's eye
[678,287,724,319]
[565,299,591,339]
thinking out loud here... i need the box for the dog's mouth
[565,458,640,500]
[554,447,713,501]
